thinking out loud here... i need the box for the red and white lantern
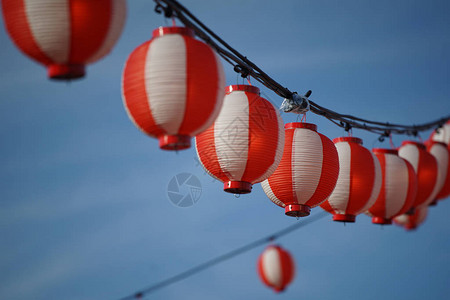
[367,149,417,224]
[1,0,126,79]
[398,141,438,209]
[261,123,339,217]
[426,141,450,204]
[320,137,382,222]
[431,120,450,145]
[394,206,428,231]
[122,27,225,151]
[257,245,295,293]
[195,85,284,194]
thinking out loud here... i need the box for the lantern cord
[153,0,450,136]
[117,211,328,300]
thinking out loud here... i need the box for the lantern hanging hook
[154,0,174,18]
[280,90,311,114]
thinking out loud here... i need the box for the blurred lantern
[122,26,225,150]
[195,85,284,193]
[1,0,126,79]
[366,149,417,224]
[429,123,450,202]
[320,137,381,222]
[426,141,450,203]
[431,120,450,145]
[394,206,428,231]
[257,245,295,293]
[261,123,339,217]
[398,141,438,209]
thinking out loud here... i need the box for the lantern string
[117,211,328,300]
[153,0,450,137]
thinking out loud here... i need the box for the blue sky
[1,0,449,299]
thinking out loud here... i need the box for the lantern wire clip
[154,0,174,18]
[234,65,250,78]
[280,90,311,114]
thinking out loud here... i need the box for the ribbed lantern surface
[261,122,339,217]
[394,206,428,231]
[398,141,438,209]
[195,85,284,194]
[320,137,382,222]
[1,0,126,79]
[426,141,449,204]
[257,245,295,293]
[122,26,225,151]
[367,149,417,224]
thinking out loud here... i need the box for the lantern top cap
[401,140,426,150]
[372,148,398,155]
[333,137,362,145]
[225,85,260,95]
[427,140,447,148]
[285,122,317,131]
[152,26,194,38]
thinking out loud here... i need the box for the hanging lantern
[398,141,438,209]
[431,120,450,145]
[1,0,126,79]
[195,85,284,193]
[261,123,339,217]
[394,206,428,231]
[122,26,225,150]
[366,149,417,224]
[320,137,382,222]
[426,141,450,203]
[257,245,295,293]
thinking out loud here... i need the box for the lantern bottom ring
[284,204,310,217]
[405,207,416,215]
[372,217,392,225]
[48,64,85,80]
[159,134,191,151]
[333,214,356,222]
[223,181,252,194]
[429,200,438,206]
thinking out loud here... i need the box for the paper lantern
[426,141,450,203]
[257,245,295,293]
[394,206,428,231]
[122,26,225,150]
[262,122,339,217]
[320,137,382,222]
[195,85,284,193]
[366,149,417,224]
[398,141,438,209]
[1,0,126,79]
[431,120,450,145]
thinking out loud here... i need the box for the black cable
[154,0,450,137]
[117,211,328,300]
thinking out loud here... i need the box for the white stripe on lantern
[361,153,382,212]
[292,129,323,205]
[384,155,409,218]
[398,144,420,172]
[191,52,225,136]
[423,143,448,207]
[24,0,70,63]
[261,180,285,208]
[262,247,282,287]
[87,0,127,63]
[328,142,352,214]
[432,124,450,144]
[253,109,285,183]
[146,34,187,134]
[214,91,249,181]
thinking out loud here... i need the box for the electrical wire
[154,0,450,137]
[118,211,328,300]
